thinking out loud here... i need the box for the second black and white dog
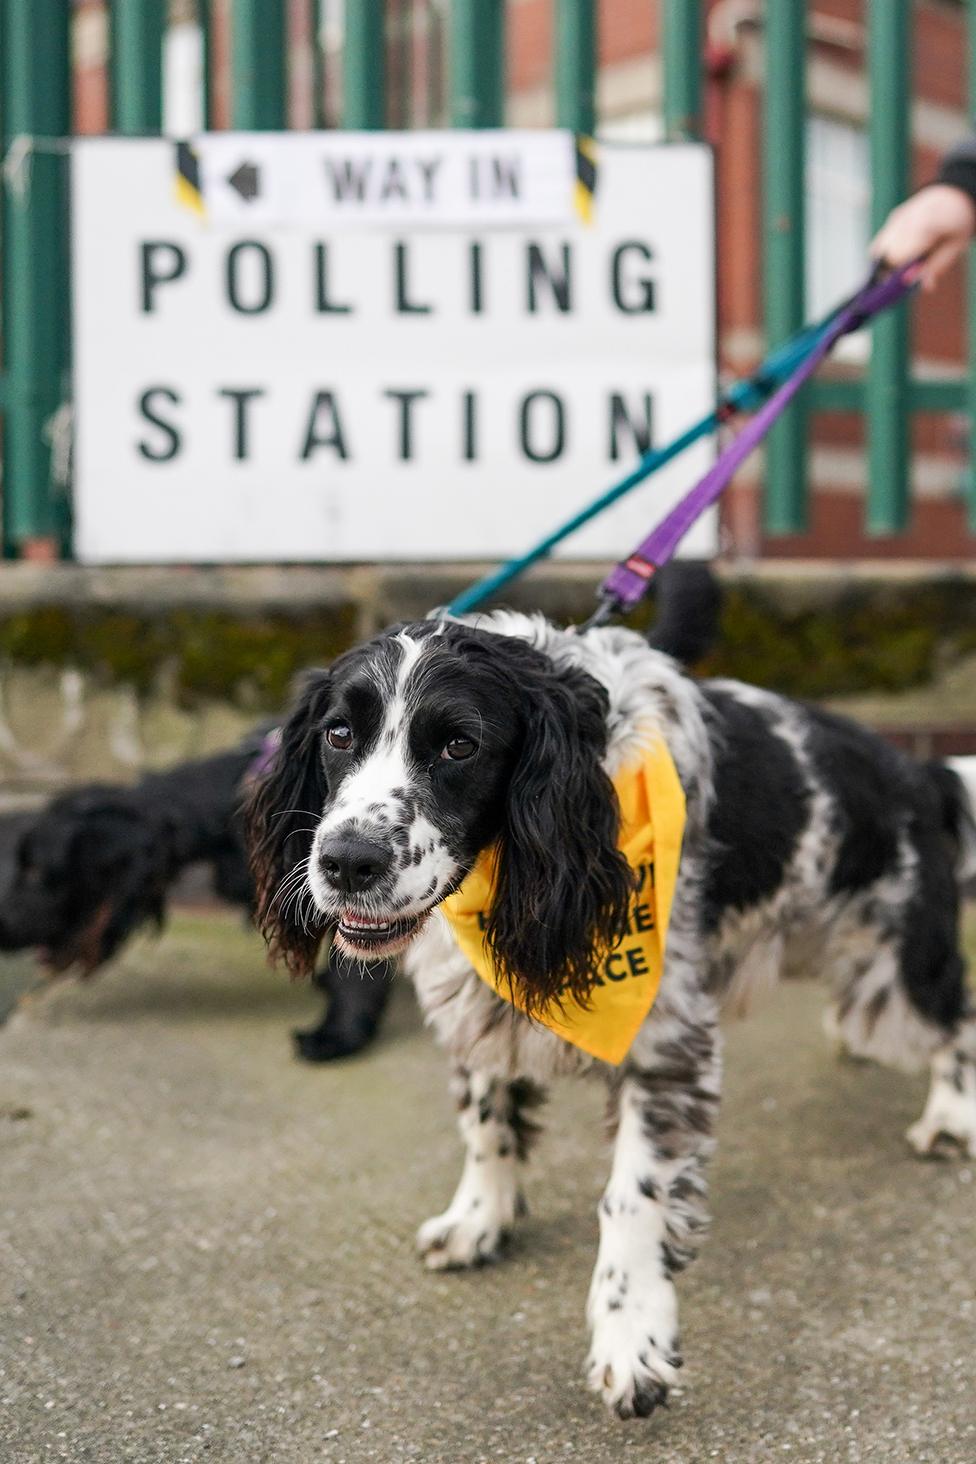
[0,739,392,1061]
[248,604,976,1422]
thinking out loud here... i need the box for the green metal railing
[662,0,702,141]
[450,0,504,128]
[866,2,911,534]
[232,0,287,129]
[763,1,976,537]
[344,0,385,129]
[762,3,807,535]
[0,0,974,556]
[0,0,71,552]
[110,2,165,135]
[672,1,974,540]
[556,0,597,135]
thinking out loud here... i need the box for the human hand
[869,183,976,291]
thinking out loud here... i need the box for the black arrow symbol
[228,161,260,202]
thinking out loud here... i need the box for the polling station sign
[71,131,716,563]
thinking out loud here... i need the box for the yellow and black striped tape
[173,140,205,218]
[574,135,598,225]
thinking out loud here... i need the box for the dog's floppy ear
[485,658,633,1015]
[246,670,333,975]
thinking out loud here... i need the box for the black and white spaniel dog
[247,595,976,1423]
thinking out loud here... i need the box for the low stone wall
[2,560,976,796]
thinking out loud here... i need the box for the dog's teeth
[342,915,391,931]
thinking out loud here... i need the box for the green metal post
[200,0,213,130]
[968,0,976,531]
[867,0,911,534]
[110,1,166,134]
[344,0,386,129]
[450,0,504,128]
[0,0,71,553]
[0,8,5,271]
[232,0,287,129]
[662,0,702,140]
[555,0,597,135]
[762,2,807,535]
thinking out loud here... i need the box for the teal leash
[588,263,917,628]
[446,310,838,618]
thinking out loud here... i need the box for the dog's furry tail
[933,756,976,882]
[645,560,722,667]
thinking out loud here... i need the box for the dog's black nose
[319,835,393,894]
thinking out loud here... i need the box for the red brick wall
[509,0,552,95]
[598,0,659,65]
[72,0,109,135]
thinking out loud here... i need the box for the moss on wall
[697,581,976,698]
[0,605,359,711]
[1,576,976,709]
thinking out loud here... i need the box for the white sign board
[72,132,716,564]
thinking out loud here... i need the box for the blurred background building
[0,2,975,793]
[62,0,976,562]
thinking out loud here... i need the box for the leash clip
[578,595,620,632]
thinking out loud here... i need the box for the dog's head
[247,621,634,1013]
[0,788,178,974]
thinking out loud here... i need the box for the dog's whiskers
[271,858,312,918]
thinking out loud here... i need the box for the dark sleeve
[937,134,976,211]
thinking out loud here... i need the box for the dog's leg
[907,1013,976,1158]
[824,883,976,1156]
[293,953,394,1062]
[416,1068,544,1269]
[587,998,721,1420]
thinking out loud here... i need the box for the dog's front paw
[416,1198,519,1270]
[907,1061,976,1160]
[586,1293,682,1420]
[292,1022,374,1063]
[586,1334,681,1421]
[906,1113,976,1159]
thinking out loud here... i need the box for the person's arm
[869,135,976,292]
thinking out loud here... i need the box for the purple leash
[592,264,918,623]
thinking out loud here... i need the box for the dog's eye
[441,736,476,762]
[326,723,353,751]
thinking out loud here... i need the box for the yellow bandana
[440,739,686,1065]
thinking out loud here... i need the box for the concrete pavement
[1,910,974,1463]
